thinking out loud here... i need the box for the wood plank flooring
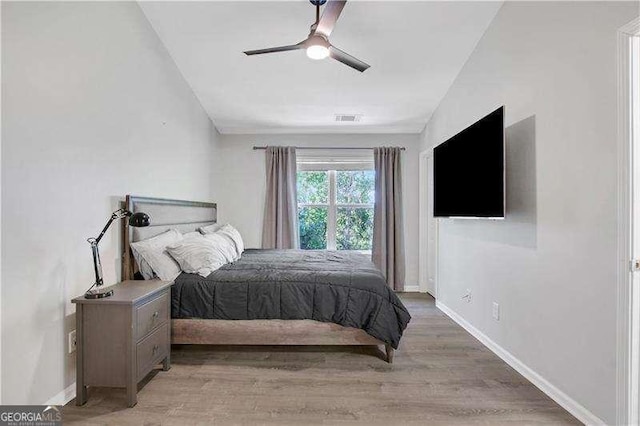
[63,293,579,425]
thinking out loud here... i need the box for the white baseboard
[436,301,605,426]
[44,382,75,406]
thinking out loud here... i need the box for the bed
[122,195,411,363]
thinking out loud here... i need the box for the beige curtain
[372,147,405,290]
[262,146,299,249]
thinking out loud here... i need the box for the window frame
[297,161,375,251]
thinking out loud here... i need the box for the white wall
[214,134,421,289]
[1,2,219,404]
[420,2,638,423]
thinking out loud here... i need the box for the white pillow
[130,246,156,280]
[198,223,224,234]
[166,234,228,277]
[202,232,237,263]
[216,224,244,259]
[183,231,203,240]
[130,229,183,281]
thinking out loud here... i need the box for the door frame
[419,148,437,296]
[616,17,640,426]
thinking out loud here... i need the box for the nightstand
[72,279,172,407]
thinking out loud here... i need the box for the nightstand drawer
[135,291,169,341]
[136,322,169,380]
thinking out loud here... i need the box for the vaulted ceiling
[139,1,502,134]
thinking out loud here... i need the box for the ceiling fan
[243,0,370,72]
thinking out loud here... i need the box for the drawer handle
[153,345,159,354]
[152,311,159,320]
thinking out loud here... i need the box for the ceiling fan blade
[315,0,347,38]
[244,43,303,56]
[329,46,370,72]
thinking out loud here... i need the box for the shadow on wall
[445,115,537,249]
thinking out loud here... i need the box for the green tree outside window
[297,169,374,251]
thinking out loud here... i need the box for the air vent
[335,114,361,122]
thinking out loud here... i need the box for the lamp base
[85,288,114,299]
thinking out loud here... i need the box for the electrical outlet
[492,302,500,321]
[68,330,77,354]
[462,289,472,303]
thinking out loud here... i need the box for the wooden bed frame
[122,195,394,363]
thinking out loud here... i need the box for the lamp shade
[129,212,150,227]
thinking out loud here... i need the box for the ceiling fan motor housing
[310,0,327,5]
[306,34,330,48]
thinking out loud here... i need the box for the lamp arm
[93,208,131,245]
[88,239,103,288]
[87,208,132,289]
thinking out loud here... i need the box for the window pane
[336,207,374,251]
[297,171,328,204]
[299,207,327,249]
[336,170,375,204]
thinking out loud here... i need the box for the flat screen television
[433,106,505,218]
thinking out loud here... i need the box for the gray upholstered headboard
[122,195,217,280]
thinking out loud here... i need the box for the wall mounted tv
[433,106,505,218]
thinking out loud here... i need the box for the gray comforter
[171,249,411,348]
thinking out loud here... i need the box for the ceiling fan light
[306,44,329,60]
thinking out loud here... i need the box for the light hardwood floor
[64,294,579,425]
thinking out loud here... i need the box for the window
[297,165,375,252]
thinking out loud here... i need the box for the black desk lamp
[85,208,150,299]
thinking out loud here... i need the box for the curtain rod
[252,146,405,151]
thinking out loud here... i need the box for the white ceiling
[139,1,502,134]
